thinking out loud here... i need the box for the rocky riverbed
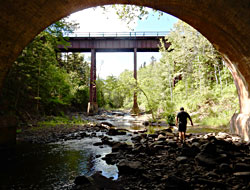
[69,127,250,190]
[16,119,250,190]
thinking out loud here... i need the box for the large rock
[73,172,119,190]
[201,142,217,154]
[107,129,126,136]
[195,152,218,167]
[118,160,143,174]
[102,152,119,165]
[195,151,228,167]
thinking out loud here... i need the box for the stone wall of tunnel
[0,0,249,141]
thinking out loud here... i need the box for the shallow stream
[0,132,133,190]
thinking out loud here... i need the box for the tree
[0,18,84,117]
[101,5,163,29]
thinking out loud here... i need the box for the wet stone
[73,172,119,190]
[107,128,126,136]
[93,142,103,146]
[176,156,188,163]
[118,160,143,174]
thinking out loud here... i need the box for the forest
[0,18,239,127]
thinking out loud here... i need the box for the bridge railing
[67,31,169,37]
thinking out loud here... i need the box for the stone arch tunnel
[0,0,249,142]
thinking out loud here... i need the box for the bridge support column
[131,48,140,115]
[87,48,98,115]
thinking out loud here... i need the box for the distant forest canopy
[0,17,238,127]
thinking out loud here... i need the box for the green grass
[201,117,229,127]
[187,125,229,134]
[37,115,88,127]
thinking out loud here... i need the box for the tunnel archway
[0,0,249,140]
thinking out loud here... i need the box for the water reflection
[0,137,118,190]
[57,138,118,180]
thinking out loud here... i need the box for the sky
[67,6,178,79]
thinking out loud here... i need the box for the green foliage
[58,53,90,109]
[96,70,135,109]
[101,5,151,27]
[101,5,163,29]
[166,114,175,125]
[96,79,106,108]
[0,19,90,117]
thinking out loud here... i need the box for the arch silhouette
[0,0,249,140]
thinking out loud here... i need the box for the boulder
[102,153,119,165]
[112,142,128,152]
[195,152,218,167]
[107,129,126,136]
[100,121,113,127]
[201,142,217,154]
[93,142,103,146]
[118,160,143,174]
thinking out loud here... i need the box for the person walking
[176,107,193,143]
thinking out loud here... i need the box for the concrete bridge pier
[87,48,98,115]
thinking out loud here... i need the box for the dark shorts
[178,123,187,132]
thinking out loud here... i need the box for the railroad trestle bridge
[58,31,170,114]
